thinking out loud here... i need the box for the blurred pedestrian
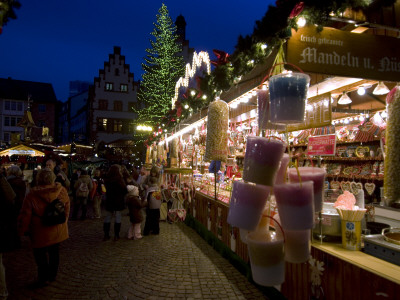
[92,168,105,219]
[6,165,27,215]
[17,168,70,289]
[103,165,127,241]
[45,158,70,190]
[125,185,147,240]
[143,175,162,236]
[0,174,17,300]
[72,169,93,220]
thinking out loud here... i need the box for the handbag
[167,190,186,222]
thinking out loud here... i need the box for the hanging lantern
[204,99,229,162]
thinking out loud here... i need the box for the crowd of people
[0,156,162,298]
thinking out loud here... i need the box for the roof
[0,77,58,103]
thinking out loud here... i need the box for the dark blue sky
[0,0,274,101]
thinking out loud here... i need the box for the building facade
[0,78,57,145]
[89,46,140,147]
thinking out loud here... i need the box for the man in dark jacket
[0,174,17,299]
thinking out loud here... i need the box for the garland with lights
[198,0,397,99]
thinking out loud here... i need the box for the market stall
[144,4,400,297]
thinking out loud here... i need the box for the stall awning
[0,144,45,157]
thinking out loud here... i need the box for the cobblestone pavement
[3,212,269,300]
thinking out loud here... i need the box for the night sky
[0,0,274,101]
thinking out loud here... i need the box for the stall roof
[0,144,45,157]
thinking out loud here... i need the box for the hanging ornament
[210,49,229,66]
[365,182,376,196]
[289,2,305,19]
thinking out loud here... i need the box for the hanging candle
[204,99,229,162]
[257,89,286,131]
[269,72,310,124]
[170,137,179,158]
[384,85,400,206]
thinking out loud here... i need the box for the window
[38,104,46,113]
[17,117,21,124]
[97,118,108,131]
[105,82,113,91]
[114,101,123,111]
[10,117,16,127]
[11,102,16,111]
[120,84,128,92]
[4,117,9,126]
[17,102,23,111]
[98,99,108,110]
[115,68,119,76]
[38,120,46,127]
[4,101,10,110]
[128,121,135,133]
[113,120,122,132]
[3,133,10,142]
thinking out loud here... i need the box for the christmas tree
[136,3,185,128]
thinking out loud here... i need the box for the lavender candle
[269,72,310,124]
[274,153,290,185]
[243,136,286,186]
[288,167,326,212]
[274,181,314,230]
[227,181,270,231]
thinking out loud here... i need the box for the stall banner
[288,25,400,82]
[286,92,332,132]
[307,134,336,156]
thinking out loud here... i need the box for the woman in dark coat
[0,174,17,298]
[103,165,127,241]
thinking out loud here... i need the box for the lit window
[113,120,122,132]
[105,83,113,91]
[128,122,135,132]
[120,84,128,92]
[97,118,108,131]
[114,101,123,111]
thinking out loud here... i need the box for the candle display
[274,181,314,230]
[243,136,286,186]
[227,181,270,231]
[247,230,285,286]
[287,167,326,212]
[269,72,310,124]
[204,99,229,162]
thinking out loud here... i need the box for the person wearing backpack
[17,168,70,289]
[72,169,93,220]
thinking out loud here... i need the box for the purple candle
[288,167,326,212]
[269,72,310,124]
[227,181,270,231]
[257,90,286,131]
[274,153,290,185]
[274,181,314,230]
[243,136,286,186]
